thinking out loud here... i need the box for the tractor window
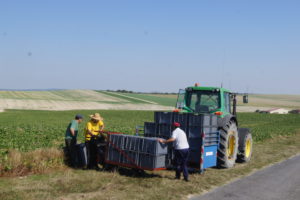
[186,90,220,113]
[176,89,186,109]
[224,92,231,113]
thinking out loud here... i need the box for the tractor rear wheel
[217,120,238,168]
[237,128,253,163]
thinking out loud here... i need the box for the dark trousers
[86,139,98,168]
[65,138,77,167]
[174,148,189,180]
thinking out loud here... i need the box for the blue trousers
[174,148,189,179]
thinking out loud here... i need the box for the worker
[158,122,190,181]
[84,113,105,170]
[65,114,83,167]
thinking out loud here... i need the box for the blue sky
[0,0,299,94]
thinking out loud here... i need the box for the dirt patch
[237,106,273,112]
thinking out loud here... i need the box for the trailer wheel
[237,128,253,163]
[217,120,238,168]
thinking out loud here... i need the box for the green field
[98,91,177,106]
[0,110,299,152]
[0,110,153,152]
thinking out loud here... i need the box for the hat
[90,113,103,121]
[75,114,83,120]
[173,122,180,127]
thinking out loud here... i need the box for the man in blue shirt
[65,114,83,167]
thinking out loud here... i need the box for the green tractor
[175,84,253,168]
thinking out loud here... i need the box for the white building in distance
[260,108,289,114]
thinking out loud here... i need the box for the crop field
[98,91,178,106]
[0,109,299,153]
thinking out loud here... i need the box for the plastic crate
[138,154,166,169]
[121,150,139,165]
[188,114,218,126]
[109,134,125,150]
[107,148,122,163]
[188,138,202,149]
[124,135,141,152]
[140,137,168,155]
[173,112,188,126]
[75,143,87,167]
[154,111,173,125]
[188,126,203,138]
[158,124,172,137]
[144,122,157,137]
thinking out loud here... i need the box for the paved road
[190,154,300,200]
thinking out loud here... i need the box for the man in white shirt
[158,122,190,181]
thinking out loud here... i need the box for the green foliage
[238,113,300,141]
[0,110,299,153]
[0,110,153,153]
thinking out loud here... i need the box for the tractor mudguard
[217,114,238,128]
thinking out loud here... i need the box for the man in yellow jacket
[84,113,105,169]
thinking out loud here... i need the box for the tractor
[174,83,253,168]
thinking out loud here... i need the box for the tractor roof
[186,86,231,93]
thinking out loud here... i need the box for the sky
[0,0,299,94]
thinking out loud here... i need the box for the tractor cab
[176,85,231,117]
[176,84,248,117]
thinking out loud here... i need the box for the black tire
[217,120,239,168]
[237,128,253,163]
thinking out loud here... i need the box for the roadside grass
[0,148,65,177]
[0,132,299,200]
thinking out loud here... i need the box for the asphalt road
[190,154,300,200]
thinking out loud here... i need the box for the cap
[75,114,83,120]
[173,122,180,127]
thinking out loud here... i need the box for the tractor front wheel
[217,120,239,168]
[237,128,253,163]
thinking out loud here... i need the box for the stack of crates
[143,111,219,170]
[188,114,218,165]
[144,112,189,138]
[144,112,189,166]
[106,134,168,170]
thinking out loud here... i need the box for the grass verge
[0,148,66,177]
[0,132,299,200]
